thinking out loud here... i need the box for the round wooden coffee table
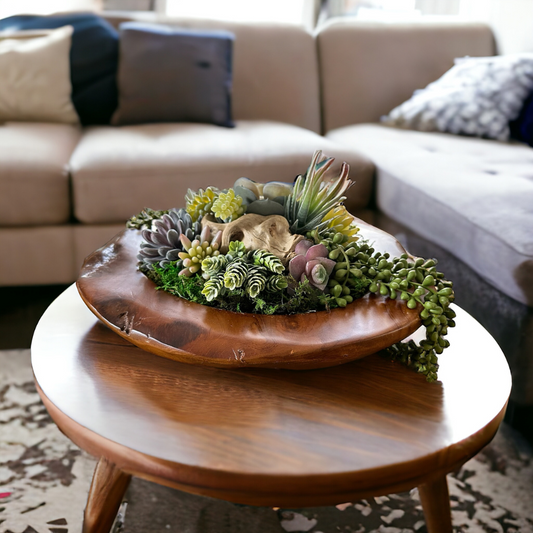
[31,285,511,533]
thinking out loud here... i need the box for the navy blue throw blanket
[511,91,533,147]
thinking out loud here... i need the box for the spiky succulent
[137,209,202,270]
[185,187,220,222]
[285,150,353,235]
[322,206,360,242]
[178,226,222,277]
[211,188,246,222]
[127,208,169,230]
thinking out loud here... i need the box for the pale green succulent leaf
[284,151,352,235]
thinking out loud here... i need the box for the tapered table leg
[83,457,131,533]
[418,475,453,533]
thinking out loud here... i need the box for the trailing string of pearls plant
[127,151,455,382]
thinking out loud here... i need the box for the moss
[144,266,345,315]
[155,264,211,306]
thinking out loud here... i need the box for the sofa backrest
[104,13,321,133]
[317,19,496,133]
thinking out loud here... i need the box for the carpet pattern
[1,350,532,533]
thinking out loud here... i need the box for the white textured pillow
[0,26,79,124]
[382,54,533,141]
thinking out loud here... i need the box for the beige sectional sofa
[0,15,501,288]
[2,13,533,402]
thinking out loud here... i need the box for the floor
[0,285,69,351]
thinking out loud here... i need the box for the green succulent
[202,271,226,302]
[211,189,246,222]
[178,226,222,277]
[185,187,220,222]
[285,150,353,235]
[127,207,169,230]
[227,241,248,259]
[245,265,268,298]
[224,258,249,290]
[265,274,288,292]
[322,206,360,243]
[202,255,229,279]
[252,249,284,274]
[200,243,288,301]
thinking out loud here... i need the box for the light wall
[460,0,533,54]
[0,0,102,18]
[165,0,310,25]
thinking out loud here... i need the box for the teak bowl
[76,218,421,369]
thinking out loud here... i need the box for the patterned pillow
[382,54,533,141]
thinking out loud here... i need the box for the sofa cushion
[0,226,76,285]
[0,123,81,226]
[69,121,374,224]
[327,124,533,306]
[0,224,125,286]
[317,19,495,133]
[0,26,79,124]
[112,22,234,127]
[0,13,119,126]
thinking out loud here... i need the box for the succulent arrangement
[127,151,455,382]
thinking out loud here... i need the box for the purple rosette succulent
[288,240,336,291]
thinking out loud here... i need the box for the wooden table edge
[34,379,508,508]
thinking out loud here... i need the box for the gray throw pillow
[382,54,533,141]
[112,22,234,127]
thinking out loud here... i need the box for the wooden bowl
[76,218,421,369]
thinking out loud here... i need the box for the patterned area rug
[1,350,532,533]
